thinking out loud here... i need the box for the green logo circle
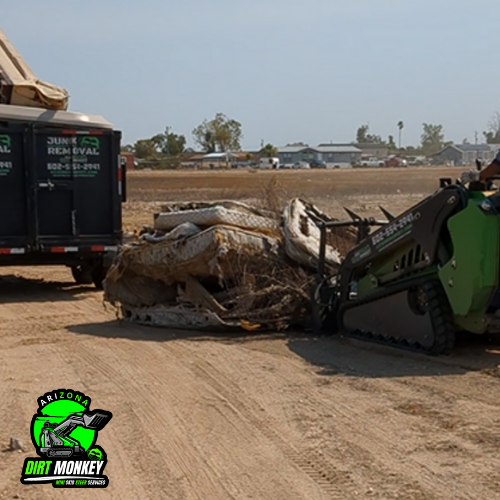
[32,400,96,452]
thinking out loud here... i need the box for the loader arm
[53,411,111,438]
[53,415,85,438]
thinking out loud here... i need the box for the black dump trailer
[0,104,126,287]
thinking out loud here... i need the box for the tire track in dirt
[0,286,112,350]
[303,379,482,500]
[386,375,500,467]
[45,340,155,500]
[297,339,500,466]
[190,361,355,499]
[195,347,437,499]
[263,335,500,483]
[173,342,361,499]
[179,341,378,496]
[203,339,490,500]
[310,376,500,498]
[67,340,242,500]
[148,343,336,500]
[67,336,349,499]
[68,345,186,499]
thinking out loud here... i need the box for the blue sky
[3,0,500,149]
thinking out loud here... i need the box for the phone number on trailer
[48,163,101,171]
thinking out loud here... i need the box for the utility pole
[165,126,171,157]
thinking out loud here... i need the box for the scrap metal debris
[103,198,357,331]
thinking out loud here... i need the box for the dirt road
[2,267,500,499]
[2,168,500,499]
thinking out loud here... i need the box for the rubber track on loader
[338,279,456,355]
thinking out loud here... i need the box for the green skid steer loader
[312,164,500,355]
[39,411,111,458]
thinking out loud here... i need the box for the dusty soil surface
[2,167,500,500]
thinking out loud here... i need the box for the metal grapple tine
[343,207,362,221]
[379,205,395,221]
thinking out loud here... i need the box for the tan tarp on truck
[0,28,69,110]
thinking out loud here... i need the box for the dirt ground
[3,167,500,500]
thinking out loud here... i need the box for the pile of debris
[103,198,357,331]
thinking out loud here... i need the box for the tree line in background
[356,113,500,156]
[355,122,452,157]
[122,111,500,165]
[121,113,247,163]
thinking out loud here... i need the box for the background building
[319,143,389,159]
[432,144,500,166]
[120,151,136,170]
[278,145,362,166]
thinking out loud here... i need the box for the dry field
[122,166,457,229]
[3,167,500,500]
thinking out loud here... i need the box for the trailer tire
[71,265,93,285]
[91,263,109,290]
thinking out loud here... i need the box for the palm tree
[397,121,404,149]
